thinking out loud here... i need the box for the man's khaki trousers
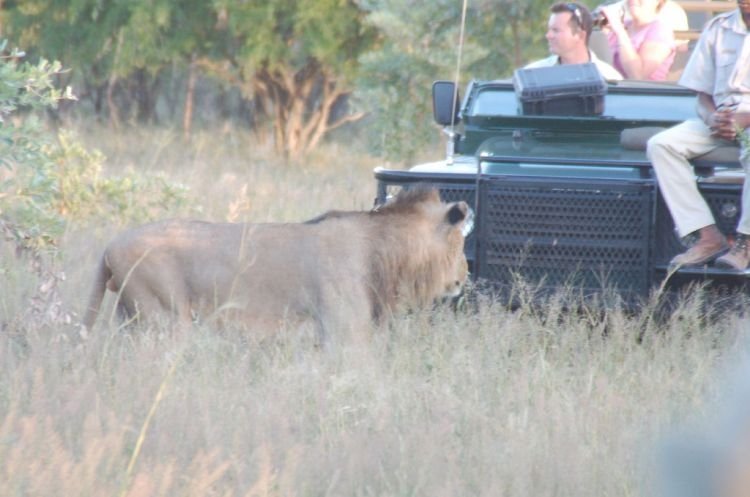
[647,118,750,238]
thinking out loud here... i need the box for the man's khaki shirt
[680,9,750,111]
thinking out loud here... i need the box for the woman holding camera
[597,0,676,80]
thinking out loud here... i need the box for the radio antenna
[447,0,469,165]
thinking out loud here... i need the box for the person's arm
[603,12,672,79]
[696,92,716,125]
[620,38,671,79]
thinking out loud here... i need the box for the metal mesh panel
[476,176,655,301]
[654,184,743,266]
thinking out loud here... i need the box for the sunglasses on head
[563,2,584,28]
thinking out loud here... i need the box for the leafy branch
[0,41,189,254]
[737,124,750,163]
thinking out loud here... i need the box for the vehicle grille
[476,176,655,306]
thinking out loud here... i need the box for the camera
[592,12,608,28]
[592,3,625,29]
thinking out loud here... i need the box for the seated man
[646,2,750,270]
[525,2,623,81]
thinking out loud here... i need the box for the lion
[82,188,470,340]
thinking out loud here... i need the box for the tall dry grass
[1,125,749,496]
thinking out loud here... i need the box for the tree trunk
[107,30,125,130]
[255,62,364,160]
[183,54,197,140]
[512,19,522,68]
[197,57,364,159]
[133,69,159,123]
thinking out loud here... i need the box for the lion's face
[443,255,469,298]
[434,200,471,299]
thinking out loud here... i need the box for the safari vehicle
[373,2,746,307]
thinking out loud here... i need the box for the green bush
[0,42,189,253]
[0,42,74,251]
[49,131,190,226]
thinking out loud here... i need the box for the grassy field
[1,125,749,496]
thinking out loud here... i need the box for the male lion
[82,188,470,339]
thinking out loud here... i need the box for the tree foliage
[0,43,188,253]
[0,43,76,249]
[206,0,376,159]
[3,0,376,159]
[2,0,219,125]
[0,0,554,161]
[356,0,550,164]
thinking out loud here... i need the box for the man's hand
[709,107,740,141]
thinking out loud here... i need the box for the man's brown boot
[670,224,729,267]
[715,233,750,271]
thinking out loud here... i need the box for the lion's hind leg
[82,255,112,330]
[116,273,192,330]
[110,283,159,327]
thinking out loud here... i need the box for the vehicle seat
[620,126,742,169]
[589,30,613,65]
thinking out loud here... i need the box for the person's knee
[646,132,667,161]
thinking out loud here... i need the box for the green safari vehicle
[373,63,747,306]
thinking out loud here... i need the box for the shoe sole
[714,257,746,271]
[669,246,729,268]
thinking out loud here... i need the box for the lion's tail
[82,255,111,330]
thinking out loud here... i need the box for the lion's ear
[446,201,468,225]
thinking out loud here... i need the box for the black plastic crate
[475,175,655,303]
[513,63,606,116]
